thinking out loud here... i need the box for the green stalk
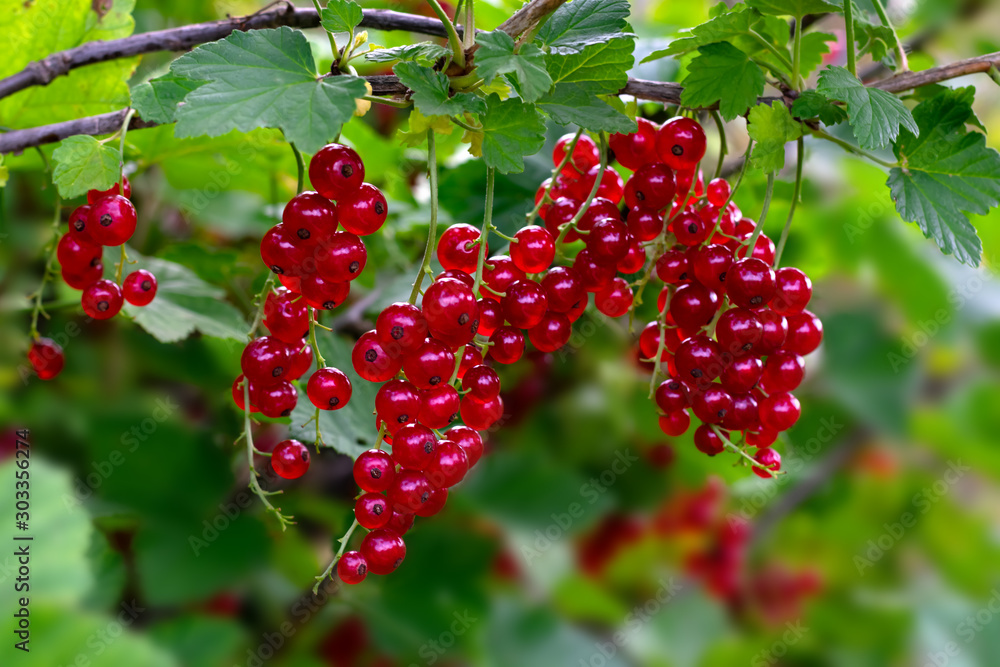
[426,0,466,69]
[472,167,495,294]
[811,128,897,168]
[525,128,583,226]
[311,0,340,62]
[774,137,804,267]
[28,196,62,339]
[463,0,475,51]
[555,133,608,247]
[792,15,803,89]
[710,110,728,180]
[749,30,795,73]
[844,0,857,77]
[871,0,908,71]
[291,143,306,195]
[743,171,775,256]
[409,131,440,304]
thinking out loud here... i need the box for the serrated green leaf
[747,102,803,172]
[51,136,121,198]
[320,0,363,34]
[536,0,632,54]
[393,62,487,116]
[817,65,917,149]
[474,30,552,102]
[799,31,836,77]
[887,87,1000,266]
[170,27,367,153]
[545,37,635,94]
[364,42,449,66]
[479,94,546,174]
[746,0,839,17]
[791,90,848,125]
[103,247,249,342]
[644,6,760,60]
[680,42,765,121]
[537,85,636,134]
[131,74,202,124]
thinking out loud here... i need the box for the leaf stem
[409,131,439,304]
[291,143,305,195]
[844,0,857,77]
[117,108,136,195]
[871,0,908,72]
[462,0,475,51]
[364,95,412,109]
[472,167,496,294]
[555,133,608,248]
[244,382,295,529]
[308,306,328,368]
[450,116,481,132]
[792,15,803,89]
[711,425,778,478]
[425,0,466,69]
[28,197,62,339]
[525,128,583,226]
[313,517,361,593]
[311,0,340,61]
[710,110,727,180]
[743,171,775,256]
[810,128,897,168]
[749,29,795,73]
[774,136,804,267]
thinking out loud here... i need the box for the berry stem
[743,171,775,257]
[774,136,804,267]
[472,167,495,294]
[243,382,296,529]
[310,0,341,62]
[409,130,440,304]
[844,0,857,77]
[792,14,803,90]
[290,143,306,195]
[710,110,727,180]
[810,128,897,168]
[117,108,136,195]
[709,138,754,240]
[247,274,276,339]
[308,306,328,368]
[710,425,779,478]
[462,0,475,51]
[748,29,795,75]
[450,116,481,133]
[525,128,583,226]
[28,195,63,339]
[364,95,412,109]
[647,288,672,399]
[114,245,128,285]
[555,132,608,248]
[425,0,466,70]
[871,0,908,72]
[313,517,361,593]
[449,344,467,384]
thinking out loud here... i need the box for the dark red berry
[624,163,676,210]
[282,191,338,244]
[286,343,313,380]
[81,279,123,320]
[627,207,664,242]
[317,231,367,283]
[716,308,763,357]
[242,336,292,383]
[759,392,801,432]
[391,424,437,470]
[617,237,647,274]
[353,330,402,382]
[460,394,504,430]
[309,144,364,200]
[609,117,659,170]
[375,379,421,434]
[671,211,712,247]
[299,273,350,311]
[656,248,690,284]
[57,233,102,274]
[669,283,719,330]
[771,268,812,315]
[727,258,776,309]
[691,244,733,290]
[253,381,298,418]
[446,425,483,467]
[418,385,460,429]
[655,378,689,412]
[659,410,691,436]
[753,448,781,478]
[462,364,501,401]
[338,183,387,235]
[355,492,391,529]
[480,255,525,299]
[541,266,586,313]
[706,178,731,208]
[402,339,454,388]
[438,223,483,274]
[87,195,137,246]
[656,117,707,169]
[87,176,131,204]
[476,298,503,338]
[694,424,726,456]
[573,249,616,293]
[67,204,96,245]
[354,449,396,493]
[307,367,352,410]
[263,288,309,344]
[720,356,763,394]
[691,387,734,425]
[272,439,310,479]
[424,438,469,489]
[511,225,555,274]
[760,351,805,394]
[674,334,724,384]
[122,269,157,307]
[501,280,548,329]
[28,337,64,380]
[553,133,600,177]
[423,278,479,335]
[784,310,823,355]
[594,277,633,318]
[360,529,406,575]
[757,310,789,355]
[337,551,368,584]
[260,224,308,277]
[528,311,572,352]
[388,469,433,515]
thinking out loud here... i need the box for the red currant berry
[462,364,501,401]
[723,392,759,431]
[375,379,421,434]
[338,183,387,235]
[416,487,449,517]
[299,273,350,311]
[627,207,664,242]
[669,283,719,330]
[87,195,137,246]
[573,249,616,293]
[691,387,734,424]
[671,211,712,247]
[375,303,428,356]
[81,279,123,320]
[391,423,437,470]
[489,326,525,364]
[736,233,776,266]
[587,165,626,204]
[353,330,402,382]
[746,429,779,449]
[587,218,630,264]
[309,144,364,200]
[757,310,788,355]
[67,204,96,245]
[57,233,102,274]
[694,424,726,456]
[675,335,724,384]
[624,163,676,210]
[528,311,572,352]
[511,226,555,274]
[595,277,633,318]
[618,236,647,274]
[541,266,586,313]
[543,196,581,239]
[337,551,368,584]
[609,117,659,170]
[727,258,776,310]
[759,392,801,432]
[659,410,691,436]
[446,425,483,467]
[402,339,454,388]
[232,375,258,413]
[263,288,309,344]
[771,267,812,315]
[241,336,292,383]
[706,178,731,207]
[422,278,479,334]
[553,133,600,177]
[354,449,396,493]
[317,232,367,283]
[283,191,338,244]
[655,378,690,412]
[720,356,763,394]
[480,255,525,299]
[355,492,391,529]
[456,347,483,380]
[306,367,352,410]
[691,244,733,290]
[753,448,782,478]
[122,269,157,307]
[253,380,298,418]
[577,197,621,235]
[62,263,103,291]
[87,176,131,204]
[760,351,805,394]
[656,248,690,284]
[360,529,406,574]
[716,308,763,357]
[272,439,310,479]
[287,343,313,380]
[460,394,504,430]
[656,117,707,169]
[424,439,469,489]
[438,223,483,273]
[260,224,308,277]
[501,279,548,329]
[476,298,503,338]
[418,385,460,429]
[388,469,433,515]
[28,337,64,380]
[784,310,823,355]
[383,510,415,536]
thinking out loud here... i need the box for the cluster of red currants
[233,144,386,431]
[28,177,157,381]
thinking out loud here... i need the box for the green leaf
[131,74,202,124]
[479,94,546,174]
[817,65,918,150]
[0,155,7,188]
[393,62,487,116]
[545,38,635,94]
[536,0,632,54]
[746,0,839,17]
[887,87,1000,266]
[320,0,363,34]
[747,102,803,172]
[474,30,553,102]
[644,6,760,60]
[51,136,121,198]
[170,27,367,154]
[798,31,837,77]
[680,42,765,121]
[364,42,449,66]
[537,85,636,134]
[791,89,848,125]
[104,247,249,342]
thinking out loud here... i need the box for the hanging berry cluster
[28,176,157,381]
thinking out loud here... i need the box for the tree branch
[0,6,459,101]
[870,51,1000,92]
[497,0,567,38]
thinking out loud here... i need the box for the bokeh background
[2,0,1000,665]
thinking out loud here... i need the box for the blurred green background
[2,0,1000,666]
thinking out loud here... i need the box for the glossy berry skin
[760,352,805,394]
[627,207,664,242]
[753,448,782,478]
[727,258,776,310]
[723,392,759,432]
[694,424,726,456]
[286,343,312,380]
[587,218,630,264]
[299,273,350,311]
[309,144,364,200]
[476,298,503,338]
[480,255,525,299]
[511,226,555,274]
[720,355,763,394]
[424,439,469,489]
[553,133,600,177]
[595,277,633,318]
[655,378,689,413]
[272,439,310,479]
[81,279,124,320]
[609,117,659,170]
[756,310,788,355]
[736,233,776,266]
[375,302,428,356]
[352,331,402,382]
[772,268,812,315]
[502,280,548,329]
[260,224,307,277]
[438,224,483,273]
[87,195,137,246]
[375,380,421,434]
[355,493,391,529]
[669,283,719,330]
[388,469,433,515]
[253,381,297,418]
[231,375,256,412]
[338,183,387,235]
[447,425,483,467]
[282,191,337,244]
[307,367,352,410]
[462,364,501,401]
[391,423,438,470]
[460,394,504,430]
[573,249,616,293]
[691,388,734,425]
[360,529,406,575]
[28,337,64,380]
[674,335,724,385]
[618,237,647,274]
[656,117,707,169]
[586,165,626,204]
[383,510,415,536]
[402,339,454,388]
[418,385,460,429]
[241,336,292,384]
[423,279,478,335]
[541,266,585,313]
[456,347,483,380]
[57,233,101,274]
[759,392,801,432]
[692,244,733,290]
[67,205,96,244]
[672,211,712,247]
[122,270,157,306]
[528,311,572,352]
[577,197,620,233]
[716,308,763,358]
[353,449,396,493]
[416,488,448,518]
[487,326,524,365]
[656,248,690,284]
[543,196,582,240]
[706,178,731,208]
[624,163,676,210]
[784,310,823,355]
[658,410,691,437]
[746,429,778,449]
[87,177,131,204]
[263,288,309,344]
[317,232,367,283]
[337,551,368,584]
